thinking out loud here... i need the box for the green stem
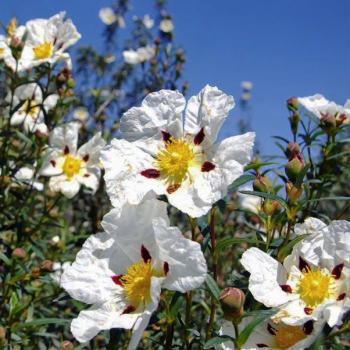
[282,220,292,248]
[324,321,350,340]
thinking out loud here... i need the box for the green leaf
[15,130,34,145]
[53,294,73,302]
[73,343,89,350]
[61,96,77,105]
[307,196,350,203]
[294,163,310,189]
[204,335,234,349]
[10,292,19,315]
[205,274,221,302]
[11,318,71,331]
[278,234,311,262]
[216,199,226,215]
[237,308,278,347]
[228,174,256,191]
[169,292,185,319]
[238,190,288,209]
[244,162,278,171]
[0,252,12,266]
[214,238,258,257]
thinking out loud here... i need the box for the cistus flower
[72,107,89,122]
[18,12,81,70]
[122,46,156,65]
[61,200,207,349]
[160,18,174,33]
[40,123,106,198]
[142,15,154,29]
[99,8,125,27]
[241,218,350,327]
[6,83,58,135]
[220,316,325,350]
[101,86,255,217]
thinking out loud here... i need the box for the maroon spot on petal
[111,275,124,286]
[201,161,216,172]
[267,323,277,336]
[163,261,169,276]
[57,42,64,50]
[193,127,205,145]
[166,183,181,194]
[299,256,311,272]
[280,284,292,293]
[161,130,172,144]
[337,293,346,301]
[83,154,89,162]
[332,263,344,280]
[141,245,152,263]
[257,345,269,349]
[64,145,69,155]
[303,320,314,335]
[140,169,160,179]
[304,307,313,315]
[50,160,56,167]
[121,305,136,315]
[83,174,90,178]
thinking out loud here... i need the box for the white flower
[220,316,325,350]
[61,200,207,348]
[19,12,81,70]
[241,81,253,90]
[160,19,174,33]
[241,218,350,327]
[238,185,262,214]
[14,166,43,191]
[73,107,89,122]
[6,83,58,134]
[142,15,154,29]
[104,54,116,64]
[52,261,71,284]
[122,45,156,65]
[40,123,106,198]
[99,8,125,27]
[298,94,350,123]
[51,235,60,245]
[101,86,255,217]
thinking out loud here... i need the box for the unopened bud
[163,61,169,71]
[60,341,74,350]
[36,128,49,138]
[112,123,119,131]
[40,260,53,272]
[321,113,336,132]
[31,267,41,279]
[7,17,18,38]
[289,112,300,135]
[154,37,161,45]
[263,199,280,216]
[56,73,68,86]
[10,37,24,50]
[286,182,304,203]
[175,49,183,59]
[253,174,273,193]
[100,114,107,123]
[287,97,299,111]
[180,56,187,63]
[336,113,349,126]
[286,142,300,158]
[0,326,6,339]
[66,78,76,89]
[12,248,26,260]
[219,287,245,322]
[285,151,305,182]
[51,236,60,245]
[150,58,157,66]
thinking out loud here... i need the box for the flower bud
[66,78,76,89]
[286,182,304,203]
[10,37,24,50]
[336,113,349,126]
[253,174,273,193]
[7,17,18,38]
[56,73,68,86]
[285,151,305,182]
[30,267,41,279]
[288,112,300,135]
[286,142,300,158]
[263,199,280,216]
[0,326,6,338]
[286,97,299,111]
[51,236,60,245]
[40,260,53,272]
[176,49,183,59]
[163,61,169,71]
[321,113,336,132]
[12,248,26,260]
[36,128,49,139]
[60,341,74,350]
[219,287,245,322]
[154,37,161,45]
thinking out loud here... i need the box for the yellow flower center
[273,324,307,349]
[62,156,82,180]
[155,137,195,184]
[120,261,153,306]
[0,48,4,55]
[296,267,335,307]
[33,41,53,59]
[22,100,39,117]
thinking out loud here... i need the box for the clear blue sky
[2,0,349,155]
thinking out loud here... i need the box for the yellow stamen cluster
[273,324,307,349]
[0,48,4,55]
[62,156,82,180]
[22,100,39,117]
[33,41,53,59]
[296,267,335,307]
[155,137,195,184]
[121,261,153,305]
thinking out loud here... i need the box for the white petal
[294,217,327,236]
[40,150,64,176]
[10,111,26,126]
[49,175,80,198]
[49,122,80,154]
[43,94,59,111]
[152,217,207,292]
[184,85,235,148]
[78,168,100,193]
[77,132,106,166]
[241,248,293,307]
[14,83,43,102]
[120,90,185,142]
[122,50,140,65]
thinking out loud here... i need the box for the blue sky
[2,0,349,155]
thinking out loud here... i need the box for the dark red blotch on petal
[303,320,314,335]
[83,154,89,162]
[194,127,205,145]
[280,284,292,293]
[163,261,169,276]
[111,275,124,286]
[332,263,344,280]
[141,245,152,263]
[267,323,277,336]
[161,130,173,144]
[166,183,181,194]
[257,345,269,349]
[299,256,311,272]
[140,169,161,179]
[121,305,136,315]
[337,293,346,301]
[50,160,56,167]
[64,145,69,155]
[201,161,216,172]
[84,174,90,178]
[304,307,313,315]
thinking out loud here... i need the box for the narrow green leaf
[214,238,258,257]
[0,252,12,266]
[244,162,278,171]
[73,343,89,350]
[278,234,311,262]
[216,199,227,215]
[53,294,72,302]
[238,190,288,209]
[11,318,71,331]
[307,196,350,203]
[205,274,221,302]
[169,292,185,318]
[294,163,310,189]
[228,174,256,191]
[15,130,34,145]
[204,335,234,349]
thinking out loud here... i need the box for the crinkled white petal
[10,111,26,126]
[78,167,100,194]
[43,94,59,111]
[77,132,106,166]
[40,150,64,176]
[298,94,330,119]
[49,175,80,198]
[49,122,80,154]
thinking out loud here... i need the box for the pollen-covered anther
[273,324,308,349]
[33,41,53,59]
